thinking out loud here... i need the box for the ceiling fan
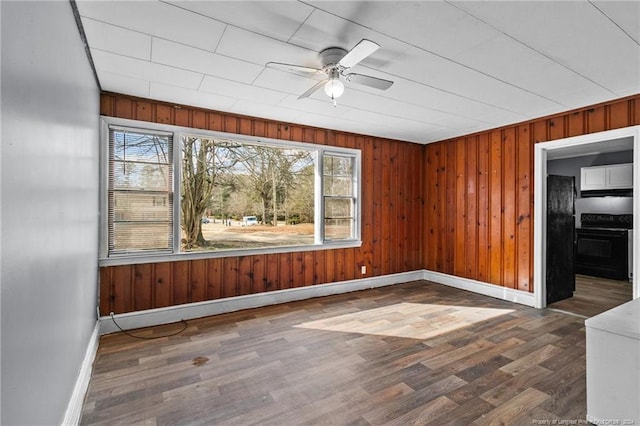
[266,39,394,106]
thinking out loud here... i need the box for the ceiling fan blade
[298,79,328,99]
[344,73,393,90]
[266,62,323,75]
[338,39,380,68]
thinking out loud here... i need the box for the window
[323,153,356,240]
[107,126,173,255]
[101,118,360,262]
[180,135,315,252]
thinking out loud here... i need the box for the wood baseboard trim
[98,271,425,334]
[423,270,536,307]
[62,322,100,426]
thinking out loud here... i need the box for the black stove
[576,213,632,280]
[580,213,633,230]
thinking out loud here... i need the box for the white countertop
[585,297,640,340]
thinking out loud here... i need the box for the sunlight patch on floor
[294,303,515,340]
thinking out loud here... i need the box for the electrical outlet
[361,265,366,275]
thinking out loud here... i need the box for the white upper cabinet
[581,163,633,191]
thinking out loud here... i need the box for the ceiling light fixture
[323,69,344,106]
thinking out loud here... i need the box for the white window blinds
[108,126,173,254]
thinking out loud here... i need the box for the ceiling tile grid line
[80,0,563,111]
[82,3,540,110]
[79,7,521,129]
[447,0,618,96]
[591,0,640,45]
[301,1,572,109]
[448,0,640,95]
[76,0,640,144]
[592,0,640,46]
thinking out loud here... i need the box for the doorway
[533,125,640,309]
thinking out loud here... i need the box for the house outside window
[107,126,173,254]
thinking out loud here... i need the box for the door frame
[533,125,640,308]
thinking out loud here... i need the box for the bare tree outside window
[104,119,360,259]
[109,128,172,253]
[180,138,315,251]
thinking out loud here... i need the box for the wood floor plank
[480,365,553,407]
[80,280,592,425]
[548,274,632,317]
[472,387,550,425]
[384,395,459,426]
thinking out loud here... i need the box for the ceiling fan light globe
[324,79,344,99]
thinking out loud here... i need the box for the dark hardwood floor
[81,280,589,425]
[548,274,633,318]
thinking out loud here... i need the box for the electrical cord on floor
[110,312,188,340]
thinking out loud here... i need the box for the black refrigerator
[546,175,576,304]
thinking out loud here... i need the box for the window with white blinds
[108,126,173,255]
[323,153,356,241]
[101,117,361,263]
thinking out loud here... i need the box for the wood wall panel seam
[98,92,639,315]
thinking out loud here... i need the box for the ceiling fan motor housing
[319,47,348,71]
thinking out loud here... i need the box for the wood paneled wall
[424,94,640,291]
[99,93,425,315]
[100,93,639,314]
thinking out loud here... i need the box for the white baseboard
[423,270,536,307]
[99,270,536,334]
[99,270,424,334]
[62,322,100,426]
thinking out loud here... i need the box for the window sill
[99,240,363,267]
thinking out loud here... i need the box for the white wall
[1,2,100,424]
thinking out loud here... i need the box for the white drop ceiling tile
[229,100,304,127]
[200,75,287,105]
[284,111,360,134]
[81,18,151,60]
[340,108,423,131]
[277,95,352,118]
[98,72,150,98]
[383,79,496,121]
[166,1,314,42]
[474,109,531,128]
[289,9,412,69]
[308,1,498,58]
[92,50,203,90]
[336,89,451,125]
[76,1,224,51]
[615,86,640,99]
[550,85,615,109]
[540,29,639,94]
[593,0,640,44]
[453,1,640,92]
[150,82,236,112]
[453,34,601,103]
[252,68,321,97]
[76,1,637,144]
[308,116,395,140]
[151,38,263,84]
[216,26,318,68]
[424,128,465,144]
[382,46,560,114]
[427,114,493,131]
[229,101,391,141]
[451,2,583,50]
